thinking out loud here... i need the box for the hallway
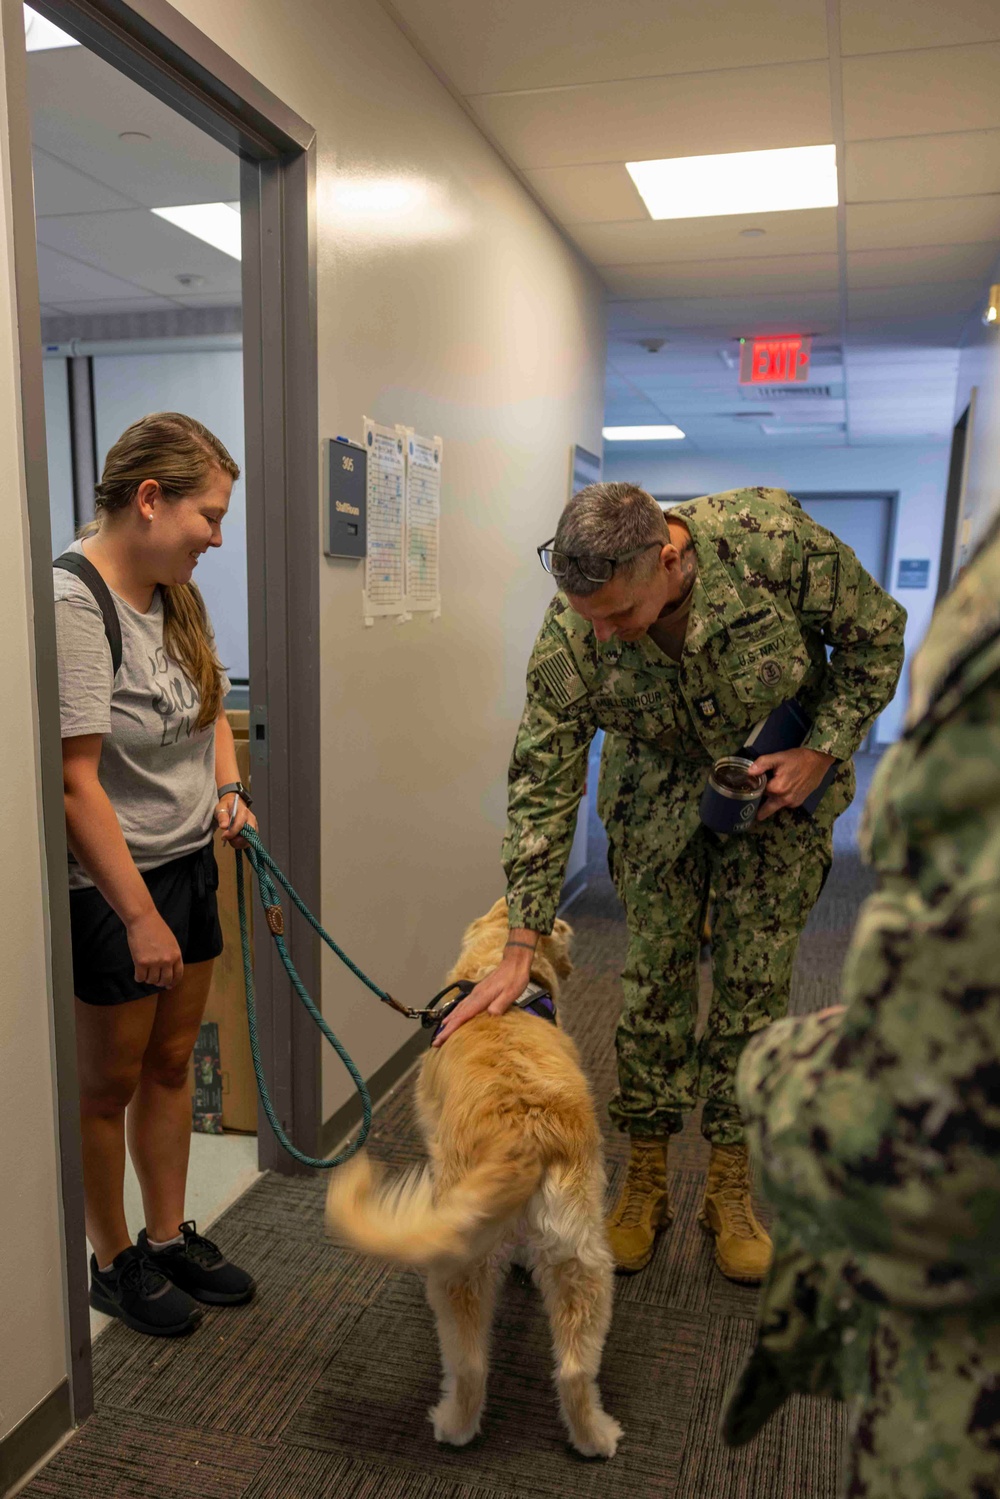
[21,756,879,1499]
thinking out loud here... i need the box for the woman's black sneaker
[138,1221,256,1306]
[90,1246,203,1337]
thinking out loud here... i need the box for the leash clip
[419,980,477,1029]
[379,993,426,1020]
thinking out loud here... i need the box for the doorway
[655,487,897,749]
[793,492,896,591]
[27,10,257,1335]
[6,0,320,1426]
[776,491,897,748]
[938,400,973,602]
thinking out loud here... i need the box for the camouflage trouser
[723,1226,1000,1497]
[727,1014,1000,1498]
[607,809,832,1145]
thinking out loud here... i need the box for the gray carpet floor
[24,751,880,1499]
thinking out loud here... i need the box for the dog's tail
[325,1144,542,1268]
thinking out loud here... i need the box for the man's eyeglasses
[536,539,661,585]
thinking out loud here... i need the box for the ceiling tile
[840,0,1000,55]
[850,413,953,435]
[846,345,961,364]
[602,253,839,298]
[36,211,242,299]
[389,0,828,94]
[847,376,961,398]
[521,164,648,225]
[606,288,841,331]
[570,207,838,264]
[847,242,998,288]
[27,46,239,208]
[470,61,833,169]
[845,313,973,343]
[846,130,1000,201]
[846,196,1000,251]
[843,45,1000,141]
[848,280,983,318]
[35,242,154,303]
[32,149,136,216]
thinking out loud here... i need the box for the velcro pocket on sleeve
[798,550,840,615]
[533,647,589,708]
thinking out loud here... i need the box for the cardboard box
[199,713,258,1133]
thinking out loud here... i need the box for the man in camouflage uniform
[723,514,1000,1496]
[433,482,905,1282]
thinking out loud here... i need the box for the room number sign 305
[325,437,367,559]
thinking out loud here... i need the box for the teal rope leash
[234,828,471,1170]
[235,827,380,1170]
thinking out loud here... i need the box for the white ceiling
[24,1,1000,448]
[387,0,1000,448]
[27,37,241,317]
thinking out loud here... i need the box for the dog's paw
[570,1409,623,1460]
[429,1400,481,1447]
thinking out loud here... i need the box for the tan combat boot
[605,1138,673,1273]
[699,1143,773,1284]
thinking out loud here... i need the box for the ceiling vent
[760,421,846,436]
[753,384,833,400]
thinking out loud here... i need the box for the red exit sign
[739,335,812,385]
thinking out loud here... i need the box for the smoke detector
[175,273,206,288]
[637,338,668,353]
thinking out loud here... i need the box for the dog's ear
[545,919,574,978]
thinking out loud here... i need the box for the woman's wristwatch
[217,780,253,808]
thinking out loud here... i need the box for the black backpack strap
[53,552,123,679]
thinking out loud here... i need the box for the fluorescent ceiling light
[626,145,838,221]
[24,4,79,50]
[603,425,685,441]
[151,202,241,260]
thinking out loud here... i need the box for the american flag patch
[534,648,588,707]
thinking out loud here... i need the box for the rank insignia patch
[758,659,783,687]
[696,694,720,721]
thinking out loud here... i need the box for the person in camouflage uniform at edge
[432,481,906,1284]
[722,513,1000,1497]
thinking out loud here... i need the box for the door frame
[791,491,898,591]
[775,490,898,752]
[3,0,321,1427]
[654,490,898,590]
[655,488,899,749]
[937,397,974,602]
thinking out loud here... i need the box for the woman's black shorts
[70,841,223,1006]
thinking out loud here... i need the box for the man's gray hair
[552,481,667,596]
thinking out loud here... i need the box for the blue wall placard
[324,437,367,560]
[897,558,930,590]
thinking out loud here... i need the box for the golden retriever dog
[325,898,621,1458]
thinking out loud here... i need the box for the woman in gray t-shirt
[55,412,257,1337]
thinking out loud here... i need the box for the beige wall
[161,0,606,1116]
[0,20,69,1448]
[0,2,603,1449]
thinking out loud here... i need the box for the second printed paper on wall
[362,416,442,625]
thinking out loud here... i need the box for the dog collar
[424,979,557,1040]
